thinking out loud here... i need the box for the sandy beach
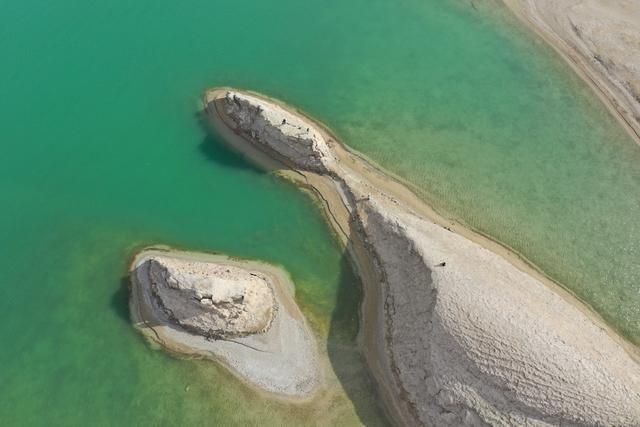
[205,88,640,425]
[502,0,640,145]
[129,247,322,400]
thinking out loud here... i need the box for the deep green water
[1,0,639,425]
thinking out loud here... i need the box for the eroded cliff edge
[205,88,640,426]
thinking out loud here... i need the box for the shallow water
[1,0,639,425]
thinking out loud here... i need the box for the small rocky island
[129,248,321,398]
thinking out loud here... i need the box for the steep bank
[205,88,640,426]
[501,0,640,145]
[129,247,321,399]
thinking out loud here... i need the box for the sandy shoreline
[205,88,640,425]
[129,246,322,401]
[501,0,640,145]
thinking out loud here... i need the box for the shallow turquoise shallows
[1,0,639,425]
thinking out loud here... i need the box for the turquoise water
[1,0,639,425]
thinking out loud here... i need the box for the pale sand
[204,88,640,425]
[129,247,321,400]
[501,0,640,145]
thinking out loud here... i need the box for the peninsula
[129,248,321,399]
[204,88,640,426]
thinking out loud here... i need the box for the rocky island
[129,248,321,399]
[205,88,640,426]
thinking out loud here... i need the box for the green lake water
[1,0,639,425]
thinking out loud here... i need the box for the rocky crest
[222,91,335,172]
[146,256,275,339]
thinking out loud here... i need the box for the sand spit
[502,0,640,144]
[205,88,640,426]
[129,248,321,399]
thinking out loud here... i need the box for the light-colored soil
[205,88,640,426]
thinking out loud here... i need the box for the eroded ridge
[145,256,276,339]
[206,88,640,426]
[216,90,336,172]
